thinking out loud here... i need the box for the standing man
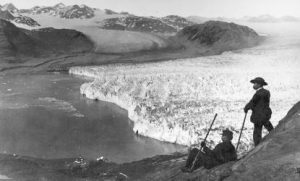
[244,77,273,146]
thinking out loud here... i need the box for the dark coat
[202,141,237,168]
[245,88,272,125]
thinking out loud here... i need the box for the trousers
[253,120,274,146]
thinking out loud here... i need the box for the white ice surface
[18,12,168,53]
[70,24,300,154]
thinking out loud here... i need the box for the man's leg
[192,151,205,170]
[185,148,199,168]
[253,123,263,146]
[263,120,274,132]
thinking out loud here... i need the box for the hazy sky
[1,0,300,18]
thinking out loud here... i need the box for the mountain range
[1,3,299,32]
[187,14,300,24]
[19,3,95,19]
[0,3,40,27]
[100,15,194,33]
[0,3,195,34]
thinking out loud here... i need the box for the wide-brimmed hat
[250,77,268,86]
[222,129,233,140]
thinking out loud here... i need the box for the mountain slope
[100,16,177,33]
[99,15,194,33]
[0,9,40,27]
[176,21,260,52]
[0,19,93,57]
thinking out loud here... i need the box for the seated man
[182,129,237,172]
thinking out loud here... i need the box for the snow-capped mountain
[21,3,95,19]
[104,9,118,15]
[1,3,18,13]
[53,3,65,9]
[59,4,94,19]
[243,15,279,23]
[13,15,40,27]
[100,16,177,33]
[161,15,194,30]
[15,3,193,33]
[243,15,300,23]
[0,7,40,27]
[188,15,300,24]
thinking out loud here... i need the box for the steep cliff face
[0,19,93,57]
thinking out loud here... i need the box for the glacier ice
[70,36,300,154]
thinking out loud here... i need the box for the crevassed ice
[70,36,300,154]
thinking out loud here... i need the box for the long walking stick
[236,113,247,151]
[190,113,218,171]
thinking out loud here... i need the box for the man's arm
[202,146,215,157]
[244,93,260,113]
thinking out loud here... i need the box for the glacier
[69,34,300,154]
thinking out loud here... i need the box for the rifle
[190,113,218,171]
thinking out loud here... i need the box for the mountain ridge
[0,19,93,57]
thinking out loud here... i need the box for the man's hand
[244,107,248,113]
[200,141,206,147]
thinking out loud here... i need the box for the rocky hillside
[1,3,18,13]
[0,101,299,180]
[161,15,194,30]
[0,8,40,27]
[100,16,176,33]
[99,15,194,33]
[0,19,93,57]
[176,21,260,52]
